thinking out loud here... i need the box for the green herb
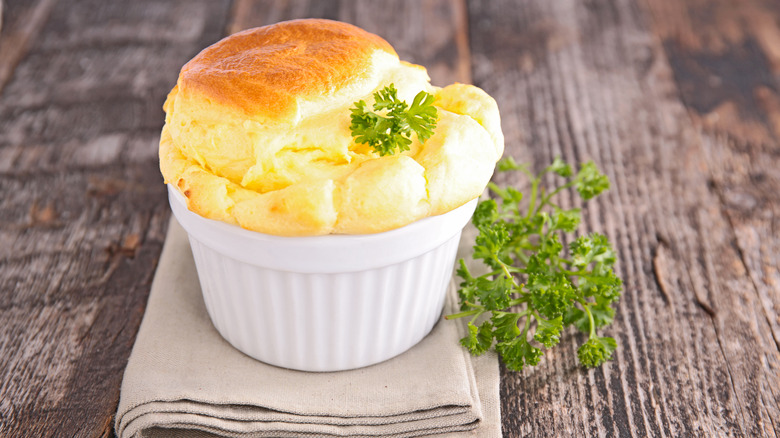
[349,84,438,156]
[446,157,621,371]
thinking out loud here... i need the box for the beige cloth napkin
[115,218,500,437]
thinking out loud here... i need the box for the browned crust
[177,19,397,120]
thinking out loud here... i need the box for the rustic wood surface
[1,0,778,437]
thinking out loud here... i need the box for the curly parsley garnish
[447,157,621,371]
[349,84,438,156]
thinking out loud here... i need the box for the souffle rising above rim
[160,18,504,236]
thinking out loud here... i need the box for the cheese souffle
[160,18,503,236]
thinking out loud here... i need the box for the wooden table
[2,0,779,436]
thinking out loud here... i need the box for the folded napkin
[115,218,500,437]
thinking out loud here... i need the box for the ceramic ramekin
[168,185,477,372]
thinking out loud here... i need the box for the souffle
[160,19,503,236]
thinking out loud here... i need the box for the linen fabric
[115,219,500,437]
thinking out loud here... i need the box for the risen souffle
[160,19,504,236]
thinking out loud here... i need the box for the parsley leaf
[472,199,499,229]
[461,321,494,356]
[497,156,529,173]
[350,84,438,156]
[575,161,610,200]
[474,276,514,311]
[491,312,522,341]
[551,208,581,232]
[534,316,563,348]
[577,336,617,368]
[527,271,577,319]
[570,233,615,268]
[549,157,573,177]
[497,337,543,371]
[446,157,622,370]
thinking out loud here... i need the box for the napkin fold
[115,218,500,437]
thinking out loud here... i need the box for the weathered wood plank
[3,0,780,437]
[0,0,57,94]
[641,0,780,357]
[643,0,780,145]
[0,1,233,437]
[642,0,780,433]
[468,0,780,436]
[700,132,780,433]
[705,132,780,352]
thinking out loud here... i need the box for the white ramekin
[168,185,477,372]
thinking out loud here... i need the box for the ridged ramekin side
[185,232,463,372]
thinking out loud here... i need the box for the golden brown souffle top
[160,19,504,236]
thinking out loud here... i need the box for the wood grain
[468,0,780,436]
[703,133,780,351]
[0,1,232,436]
[643,0,780,145]
[1,0,779,437]
[0,0,57,94]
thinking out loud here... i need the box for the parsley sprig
[350,84,438,156]
[447,157,621,370]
